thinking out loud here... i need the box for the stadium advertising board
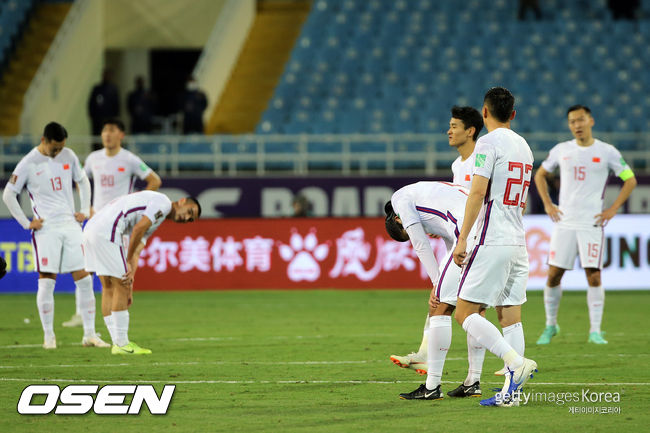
[1,215,649,292]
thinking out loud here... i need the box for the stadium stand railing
[2,132,649,177]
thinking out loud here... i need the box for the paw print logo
[279,229,329,282]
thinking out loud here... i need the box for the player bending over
[82,191,200,355]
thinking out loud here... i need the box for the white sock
[544,285,562,326]
[75,276,96,338]
[74,285,81,316]
[462,313,523,369]
[464,333,485,386]
[417,315,430,355]
[37,278,56,340]
[503,322,525,357]
[587,285,605,333]
[112,310,130,347]
[103,314,116,344]
[425,316,451,390]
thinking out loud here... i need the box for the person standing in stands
[180,76,208,134]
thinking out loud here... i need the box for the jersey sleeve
[541,144,560,172]
[140,195,172,243]
[391,188,420,230]
[472,140,497,179]
[605,145,631,177]
[83,154,93,179]
[6,158,29,194]
[129,153,153,180]
[71,152,86,183]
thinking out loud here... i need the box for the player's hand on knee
[429,289,440,310]
[29,219,44,230]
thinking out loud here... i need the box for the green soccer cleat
[111,342,152,355]
[536,324,560,345]
[588,332,608,344]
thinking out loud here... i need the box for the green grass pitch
[1,289,648,432]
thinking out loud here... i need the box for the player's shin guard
[587,285,605,333]
[462,313,523,370]
[465,333,485,386]
[426,316,451,390]
[503,322,525,357]
[37,278,56,339]
[104,314,116,344]
[75,276,96,338]
[544,285,562,326]
[112,310,130,347]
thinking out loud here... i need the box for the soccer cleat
[588,331,608,344]
[82,335,111,348]
[481,358,537,407]
[43,337,57,350]
[399,384,443,400]
[536,324,560,345]
[447,381,482,397]
[494,366,507,376]
[111,342,152,355]
[62,314,83,328]
[390,352,427,375]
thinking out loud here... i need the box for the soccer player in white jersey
[84,118,161,214]
[61,118,161,328]
[2,122,109,349]
[534,105,636,345]
[389,107,487,393]
[82,191,201,354]
[452,87,538,407]
[385,181,488,400]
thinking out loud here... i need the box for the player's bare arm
[595,175,637,226]
[453,175,488,266]
[534,166,562,222]
[144,172,162,190]
[122,216,152,285]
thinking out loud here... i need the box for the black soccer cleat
[399,384,443,400]
[446,381,482,398]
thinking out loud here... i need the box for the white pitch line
[0,360,398,369]
[0,377,648,386]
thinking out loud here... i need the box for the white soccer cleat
[43,337,57,349]
[62,314,83,328]
[390,352,427,375]
[82,335,111,348]
[494,366,507,376]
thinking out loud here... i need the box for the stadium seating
[259,0,650,151]
[0,0,34,69]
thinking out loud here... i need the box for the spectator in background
[607,0,639,20]
[292,194,311,217]
[88,69,120,137]
[518,0,542,20]
[127,76,156,134]
[180,77,208,134]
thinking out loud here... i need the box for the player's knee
[586,270,601,287]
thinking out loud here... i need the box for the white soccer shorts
[31,222,85,274]
[457,245,528,307]
[435,250,462,306]
[82,231,128,278]
[548,225,604,270]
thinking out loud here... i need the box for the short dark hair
[451,106,484,141]
[566,105,591,116]
[483,87,515,123]
[384,201,408,242]
[102,118,126,132]
[43,122,68,142]
[186,196,202,218]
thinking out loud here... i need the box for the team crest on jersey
[592,157,600,163]
[9,174,17,184]
[118,167,125,172]
[41,258,48,266]
[155,211,163,221]
[475,154,486,167]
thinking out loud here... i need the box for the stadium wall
[1,215,649,293]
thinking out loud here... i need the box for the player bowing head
[40,122,68,158]
[170,197,201,223]
[384,201,409,242]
